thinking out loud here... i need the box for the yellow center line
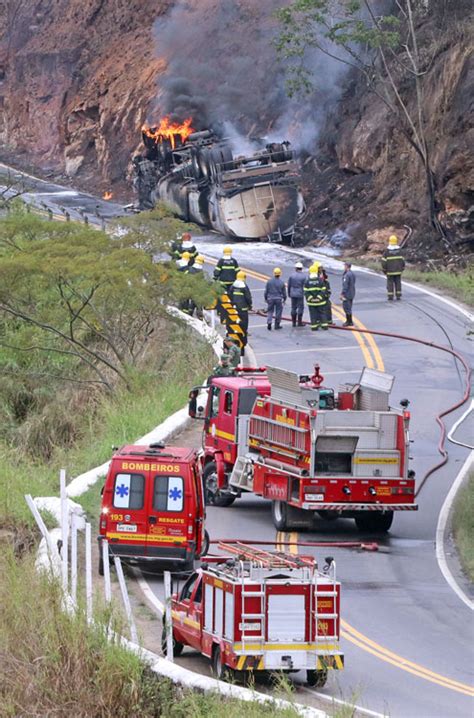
[203,255,381,370]
[341,622,474,696]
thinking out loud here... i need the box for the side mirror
[188,389,198,418]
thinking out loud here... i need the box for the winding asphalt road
[2,166,472,717]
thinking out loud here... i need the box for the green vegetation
[0,205,217,528]
[452,472,474,582]
[0,550,300,718]
[403,268,474,307]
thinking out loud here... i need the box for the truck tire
[98,552,104,577]
[199,530,210,558]
[271,500,313,531]
[161,626,183,658]
[355,510,394,533]
[203,462,236,507]
[212,645,233,681]
[306,668,328,688]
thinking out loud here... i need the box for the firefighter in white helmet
[381,234,405,300]
[287,260,306,327]
[264,267,287,330]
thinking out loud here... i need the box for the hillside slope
[0,1,472,255]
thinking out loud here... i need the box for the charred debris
[133,118,305,242]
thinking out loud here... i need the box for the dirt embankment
[0,2,472,258]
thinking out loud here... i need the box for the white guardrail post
[60,468,68,592]
[164,570,174,662]
[85,522,93,623]
[24,494,57,569]
[70,514,78,605]
[114,557,138,644]
[102,539,112,604]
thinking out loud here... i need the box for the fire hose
[252,309,472,498]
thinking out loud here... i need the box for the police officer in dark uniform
[287,261,306,327]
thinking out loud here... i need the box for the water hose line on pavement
[252,310,472,498]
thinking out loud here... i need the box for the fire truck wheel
[203,462,236,507]
[98,553,104,576]
[212,646,234,682]
[355,510,394,533]
[271,500,313,531]
[161,627,183,658]
[306,668,328,688]
[199,530,210,558]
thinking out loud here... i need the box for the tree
[276,0,447,240]
[0,209,217,391]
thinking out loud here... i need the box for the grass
[0,549,302,718]
[0,323,214,529]
[403,268,474,307]
[452,471,474,582]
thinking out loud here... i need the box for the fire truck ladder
[217,541,313,569]
[218,542,314,652]
[314,560,339,644]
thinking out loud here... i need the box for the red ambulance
[98,442,208,574]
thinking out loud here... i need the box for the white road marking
[134,568,164,614]
[435,451,474,610]
[447,399,474,449]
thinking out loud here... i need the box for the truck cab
[98,443,207,574]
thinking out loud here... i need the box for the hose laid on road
[253,310,472,497]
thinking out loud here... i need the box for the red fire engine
[189,365,417,532]
[164,542,343,686]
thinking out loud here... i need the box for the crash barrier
[219,291,247,349]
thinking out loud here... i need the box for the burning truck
[133,117,305,241]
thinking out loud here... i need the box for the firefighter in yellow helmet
[381,234,405,300]
[304,262,326,331]
[264,267,287,330]
[177,251,191,272]
[213,246,240,323]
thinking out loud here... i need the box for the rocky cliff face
[0,1,472,255]
[0,0,168,197]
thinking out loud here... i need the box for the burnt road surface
[3,169,472,717]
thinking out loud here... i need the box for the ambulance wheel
[161,627,183,658]
[355,511,394,533]
[212,646,233,681]
[307,668,328,688]
[203,462,236,507]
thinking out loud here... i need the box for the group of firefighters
[171,231,406,371]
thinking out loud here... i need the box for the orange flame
[103,191,113,200]
[142,116,195,149]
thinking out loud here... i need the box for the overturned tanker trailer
[133,122,305,241]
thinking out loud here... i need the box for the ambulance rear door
[148,465,190,557]
[108,466,149,556]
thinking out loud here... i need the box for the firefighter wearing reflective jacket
[213,246,239,287]
[181,232,198,266]
[304,263,327,331]
[381,235,405,300]
[177,251,191,272]
[318,265,332,328]
[228,270,252,341]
